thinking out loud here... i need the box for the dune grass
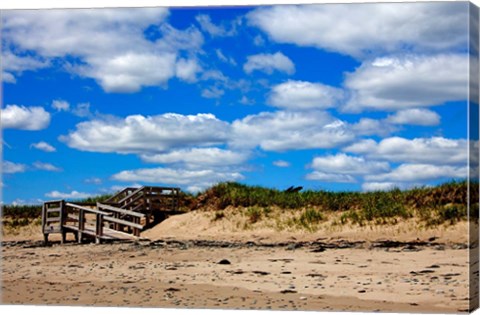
[2,180,477,232]
[204,180,477,227]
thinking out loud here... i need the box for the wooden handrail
[104,187,138,203]
[43,185,181,244]
[97,203,145,218]
[116,186,145,205]
[118,193,145,209]
[44,200,64,204]
[65,203,111,216]
[103,216,143,230]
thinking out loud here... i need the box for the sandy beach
[0,223,471,313]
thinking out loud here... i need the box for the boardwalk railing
[42,185,179,245]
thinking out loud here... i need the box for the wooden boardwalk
[41,186,181,245]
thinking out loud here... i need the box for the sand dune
[1,210,473,313]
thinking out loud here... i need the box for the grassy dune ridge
[195,180,478,228]
[1,180,478,233]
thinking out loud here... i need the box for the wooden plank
[41,204,47,237]
[104,187,137,203]
[103,216,143,230]
[116,187,145,204]
[67,214,79,221]
[46,217,61,223]
[43,226,62,233]
[119,193,144,209]
[46,207,62,213]
[66,203,111,216]
[63,225,80,232]
[102,227,140,240]
[64,225,134,240]
[44,200,64,204]
[97,203,145,218]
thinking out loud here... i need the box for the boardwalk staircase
[42,186,181,245]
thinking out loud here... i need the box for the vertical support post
[133,217,140,237]
[115,212,120,231]
[95,213,103,244]
[61,231,67,244]
[41,203,48,245]
[78,208,85,244]
[60,200,66,244]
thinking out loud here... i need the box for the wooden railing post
[95,213,103,244]
[42,203,48,245]
[133,217,139,237]
[78,208,85,244]
[60,200,66,244]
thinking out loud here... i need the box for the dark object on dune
[285,186,303,193]
[285,186,295,192]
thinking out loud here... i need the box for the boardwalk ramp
[42,186,181,245]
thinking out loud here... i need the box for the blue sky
[1,2,476,204]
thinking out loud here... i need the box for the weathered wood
[102,227,142,240]
[59,200,65,228]
[46,207,62,213]
[46,217,61,223]
[78,208,85,244]
[116,187,144,205]
[44,226,62,233]
[95,213,103,244]
[64,225,137,240]
[66,214,79,222]
[97,203,145,218]
[61,231,66,244]
[104,187,137,203]
[103,216,143,230]
[133,217,140,236]
[43,186,180,245]
[119,193,145,210]
[41,204,46,234]
[44,200,64,204]
[66,203,111,216]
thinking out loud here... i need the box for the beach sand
[0,211,473,313]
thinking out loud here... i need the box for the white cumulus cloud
[3,9,205,92]
[195,14,239,37]
[31,141,56,152]
[268,80,343,110]
[51,100,70,111]
[2,51,49,83]
[386,108,440,126]
[344,137,467,165]
[350,118,397,137]
[247,2,467,58]
[243,52,295,75]
[1,104,51,130]
[344,54,468,112]
[33,161,62,172]
[365,164,467,182]
[112,167,244,193]
[140,147,249,169]
[175,58,201,83]
[3,161,27,174]
[309,153,390,175]
[60,113,230,154]
[45,190,93,199]
[231,110,354,152]
[305,172,356,183]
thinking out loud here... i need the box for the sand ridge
[0,210,474,312]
